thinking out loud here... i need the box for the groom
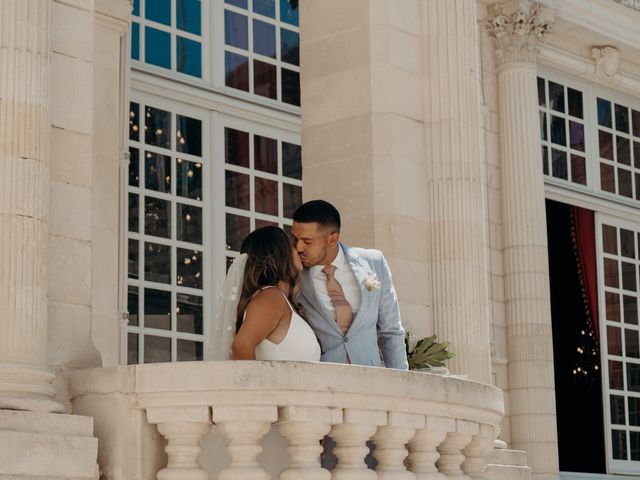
[291,200,408,369]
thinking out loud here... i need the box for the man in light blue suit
[291,200,408,370]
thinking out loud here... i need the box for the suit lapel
[301,268,343,335]
[342,244,370,330]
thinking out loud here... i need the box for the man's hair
[293,200,341,232]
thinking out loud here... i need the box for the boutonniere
[362,272,381,292]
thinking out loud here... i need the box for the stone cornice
[485,2,553,65]
[612,0,640,12]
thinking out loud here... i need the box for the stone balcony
[69,361,506,480]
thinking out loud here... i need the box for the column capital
[485,2,553,65]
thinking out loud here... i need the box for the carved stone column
[423,0,492,383]
[0,0,62,413]
[486,3,559,479]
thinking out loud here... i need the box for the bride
[214,226,321,361]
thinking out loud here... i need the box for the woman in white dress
[225,226,321,362]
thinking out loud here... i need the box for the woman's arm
[231,288,284,360]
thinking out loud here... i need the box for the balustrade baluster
[436,420,478,480]
[461,424,496,480]
[407,416,455,480]
[373,411,424,480]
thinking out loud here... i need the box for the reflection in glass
[226,0,247,8]
[608,326,623,356]
[226,214,250,251]
[537,77,545,107]
[604,258,619,288]
[132,22,140,61]
[599,130,614,161]
[635,142,640,169]
[129,147,139,186]
[611,395,626,424]
[176,37,202,78]
[598,98,612,128]
[144,288,171,330]
[128,286,139,326]
[130,102,140,141]
[571,155,586,185]
[624,295,638,325]
[225,171,250,209]
[129,193,139,232]
[567,88,583,118]
[225,10,248,49]
[177,248,203,289]
[255,177,278,215]
[280,0,299,26]
[630,397,640,426]
[254,60,277,99]
[144,335,172,363]
[145,27,171,69]
[629,363,640,392]
[145,106,172,149]
[283,183,302,218]
[225,128,249,167]
[631,431,640,460]
[282,68,300,106]
[256,218,278,229]
[128,333,139,364]
[253,19,276,58]
[548,81,564,113]
[176,159,202,200]
[626,329,640,358]
[146,0,170,25]
[254,0,275,17]
[281,29,299,66]
[616,104,630,133]
[145,196,171,238]
[129,239,139,279]
[255,135,278,173]
[601,164,615,193]
[569,121,584,152]
[145,242,171,284]
[225,51,249,91]
[542,146,548,175]
[176,203,202,244]
[176,115,202,156]
[619,169,633,199]
[177,0,202,35]
[633,109,640,137]
[283,142,302,180]
[610,360,624,390]
[177,294,203,334]
[133,0,140,16]
[540,112,547,141]
[551,149,567,180]
[550,116,566,146]
[177,340,203,361]
[145,152,171,193]
[602,225,618,254]
[621,229,635,258]
[612,429,627,460]
[607,292,621,322]
[617,136,631,166]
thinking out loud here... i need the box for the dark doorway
[546,199,606,473]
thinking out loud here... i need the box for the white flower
[362,273,381,292]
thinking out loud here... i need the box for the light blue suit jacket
[299,244,408,370]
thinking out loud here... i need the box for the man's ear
[327,231,340,248]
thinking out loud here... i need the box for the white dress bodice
[252,288,321,362]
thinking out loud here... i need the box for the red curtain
[571,206,599,337]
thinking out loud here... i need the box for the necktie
[322,264,352,334]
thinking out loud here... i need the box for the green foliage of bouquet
[405,332,455,370]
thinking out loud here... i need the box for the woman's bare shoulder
[245,287,287,313]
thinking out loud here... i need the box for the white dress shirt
[310,244,361,317]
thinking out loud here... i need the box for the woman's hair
[236,226,302,332]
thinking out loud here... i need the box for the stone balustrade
[69,361,503,480]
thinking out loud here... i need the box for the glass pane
[225,51,249,91]
[604,258,619,288]
[600,163,615,193]
[280,0,299,26]
[129,193,139,232]
[144,242,171,284]
[224,10,248,49]
[145,106,172,149]
[550,116,566,146]
[635,142,640,169]
[144,288,171,330]
[607,292,621,322]
[144,196,171,238]
[226,0,247,8]
[540,112,547,141]
[254,177,278,215]
[255,135,277,173]
[570,155,586,185]
[129,147,140,186]
[282,68,300,106]
[145,27,171,69]
[128,286,139,326]
[283,183,302,218]
[127,333,139,364]
[133,0,140,16]
[636,173,640,202]
[129,239,139,279]
[176,37,202,78]
[612,429,628,460]
[537,77,546,107]
[569,121,584,152]
[176,203,202,244]
[130,102,140,141]
[253,59,277,99]
[254,0,275,17]
[281,28,299,66]
[146,0,171,25]
[621,229,635,258]
[616,104,630,133]
[226,213,249,251]
[177,248,203,289]
[177,340,203,361]
[283,142,301,180]
[617,136,631,166]
[567,88,583,118]
[629,397,640,426]
[144,335,172,363]
[548,81,564,113]
[551,149,567,180]
[627,329,640,358]
[176,115,202,156]
[177,0,201,35]
[177,294,203,334]
[225,128,249,167]
[629,363,640,392]
[255,218,278,229]
[132,22,140,61]
[253,19,276,58]
[600,130,614,160]
[611,395,626,424]
[225,171,250,210]
[610,360,624,389]
[145,152,171,193]
[631,431,640,461]
[542,146,549,175]
[619,169,633,198]
[176,159,202,200]
[598,98,612,128]
[603,225,618,254]
[624,295,638,325]
[634,109,640,137]
[608,326,623,356]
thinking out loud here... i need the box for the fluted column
[486,3,558,479]
[0,0,61,412]
[423,0,491,383]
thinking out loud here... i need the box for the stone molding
[486,2,552,64]
[592,46,620,78]
[612,0,640,11]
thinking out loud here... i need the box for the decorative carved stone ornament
[486,3,552,64]
[592,46,620,78]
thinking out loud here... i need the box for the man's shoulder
[343,244,385,263]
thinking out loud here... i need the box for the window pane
[603,225,618,254]
[611,395,626,424]
[283,142,301,180]
[281,28,299,66]
[537,77,546,107]
[612,429,628,460]
[626,329,640,358]
[145,106,172,149]
[629,397,640,426]
[226,214,250,252]
[177,248,203,289]
[225,128,249,167]
[619,169,633,199]
[607,292,621,322]
[570,155,586,185]
[255,177,278,215]
[604,258,619,288]
[176,115,202,156]
[177,294,203,334]
[567,88,583,118]
[129,239,139,280]
[145,152,172,193]
[540,112,547,141]
[128,286,139,326]
[128,333,139,364]
[177,0,201,35]
[144,335,172,363]
[145,27,171,69]
[177,340,203,361]
[176,203,202,244]
[617,136,631,166]
[254,0,275,17]
[253,19,276,58]
[283,183,302,218]
[633,109,640,137]
[601,163,615,193]
[632,431,640,461]
[548,81,564,113]
[598,98,612,128]
[176,159,202,200]
[225,171,250,209]
[133,0,140,16]
[130,102,140,141]
[253,59,277,99]
[129,193,139,232]
[621,229,635,258]
[616,104,630,133]
[569,121,584,152]
[551,149,567,180]
[132,22,140,60]
[176,37,202,78]
[254,135,277,174]
[550,116,566,146]
[624,295,638,325]
[225,51,249,91]
[629,363,640,393]
[608,326,623,356]
[226,0,247,8]
[542,146,549,175]
[144,288,171,330]
[146,0,171,25]
[145,196,171,238]
[282,68,300,106]
[225,10,248,49]
[255,218,278,229]
[600,130,614,160]
[145,242,171,284]
[129,147,140,186]
[280,0,299,26]
[635,142,640,169]
[610,360,624,389]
